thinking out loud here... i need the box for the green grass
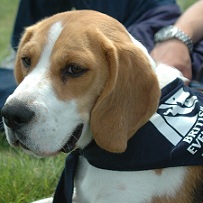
[0,0,197,202]
[0,0,18,63]
[0,133,66,203]
[177,0,196,11]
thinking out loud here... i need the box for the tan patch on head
[14,17,61,84]
[49,28,110,117]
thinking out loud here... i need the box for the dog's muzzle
[2,100,84,154]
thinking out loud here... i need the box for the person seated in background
[151,0,203,81]
[10,0,203,80]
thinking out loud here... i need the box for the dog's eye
[67,64,85,76]
[62,64,87,81]
[21,57,31,68]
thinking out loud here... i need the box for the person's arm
[176,0,203,43]
[151,0,203,80]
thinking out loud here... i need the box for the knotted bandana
[53,78,203,202]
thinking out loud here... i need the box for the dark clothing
[53,78,203,202]
[0,68,16,131]
[11,0,72,50]
[73,0,176,27]
[84,79,203,171]
[11,0,203,78]
[12,0,176,49]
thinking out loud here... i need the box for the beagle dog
[2,10,203,203]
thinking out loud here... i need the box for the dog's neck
[128,33,188,89]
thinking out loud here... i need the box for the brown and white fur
[2,10,203,203]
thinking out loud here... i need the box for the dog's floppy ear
[90,31,160,153]
[14,25,35,84]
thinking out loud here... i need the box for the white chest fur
[74,157,187,203]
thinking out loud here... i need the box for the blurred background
[0,0,197,65]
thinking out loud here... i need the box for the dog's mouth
[17,141,30,151]
[7,123,84,155]
[61,123,84,153]
[11,138,32,153]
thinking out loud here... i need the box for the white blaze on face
[5,22,87,156]
[9,21,64,98]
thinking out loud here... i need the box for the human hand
[150,39,192,80]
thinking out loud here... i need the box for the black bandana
[53,78,203,202]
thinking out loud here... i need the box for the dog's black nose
[1,102,35,130]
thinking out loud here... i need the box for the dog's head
[1,10,160,156]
